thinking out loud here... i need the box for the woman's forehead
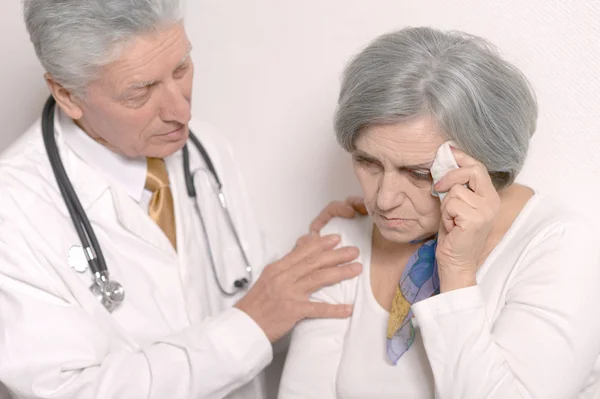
[356,119,447,165]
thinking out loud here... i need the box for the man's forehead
[101,24,191,87]
[125,45,193,89]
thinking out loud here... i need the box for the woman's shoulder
[511,193,593,241]
[311,215,373,305]
[499,192,598,279]
[320,215,373,249]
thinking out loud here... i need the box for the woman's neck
[371,225,421,264]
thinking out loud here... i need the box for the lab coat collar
[51,108,180,255]
[50,109,110,211]
[57,107,147,204]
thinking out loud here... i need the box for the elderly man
[0,1,364,398]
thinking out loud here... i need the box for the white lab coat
[0,108,277,399]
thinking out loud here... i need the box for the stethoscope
[41,96,252,313]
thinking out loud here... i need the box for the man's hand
[235,233,362,343]
[309,196,368,233]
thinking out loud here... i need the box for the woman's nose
[376,173,406,212]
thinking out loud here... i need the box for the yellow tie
[145,158,177,250]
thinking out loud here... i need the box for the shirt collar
[57,107,147,203]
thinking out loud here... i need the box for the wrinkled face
[352,117,447,243]
[74,22,194,158]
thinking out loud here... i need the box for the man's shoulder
[189,119,233,152]
[0,117,47,178]
[0,119,53,211]
[187,118,238,170]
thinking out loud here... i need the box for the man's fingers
[287,245,360,280]
[284,234,342,267]
[346,196,368,215]
[301,301,354,320]
[298,261,362,293]
[293,231,319,250]
[309,201,355,233]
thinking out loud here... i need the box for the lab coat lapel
[111,188,177,256]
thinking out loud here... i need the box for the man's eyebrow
[175,45,193,68]
[128,79,158,90]
[126,45,193,91]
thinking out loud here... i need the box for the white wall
[2,0,598,258]
[1,1,599,398]
[184,0,600,255]
[0,1,48,150]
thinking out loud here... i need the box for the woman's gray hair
[334,27,538,188]
[23,0,184,95]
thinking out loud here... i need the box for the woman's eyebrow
[402,162,433,170]
[353,150,432,169]
[352,150,378,161]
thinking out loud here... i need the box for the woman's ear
[44,73,83,120]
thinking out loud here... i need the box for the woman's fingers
[440,196,477,233]
[443,184,480,209]
[434,149,496,197]
[434,165,494,196]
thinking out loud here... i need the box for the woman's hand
[434,148,501,292]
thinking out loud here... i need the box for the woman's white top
[279,194,600,399]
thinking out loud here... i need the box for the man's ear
[44,73,84,120]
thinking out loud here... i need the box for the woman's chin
[376,223,417,243]
[375,221,436,244]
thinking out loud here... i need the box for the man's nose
[159,80,191,123]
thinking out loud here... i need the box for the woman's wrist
[438,266,477,293]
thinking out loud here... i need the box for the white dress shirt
[279,193,600,399]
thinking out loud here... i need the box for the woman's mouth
[377,214,413,228]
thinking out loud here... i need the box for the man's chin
[149,128,189,158]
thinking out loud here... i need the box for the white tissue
[430,141,459,201]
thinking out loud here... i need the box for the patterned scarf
[386,238,440,365]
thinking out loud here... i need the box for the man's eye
[125,90,150,104]
[174,64,189,78]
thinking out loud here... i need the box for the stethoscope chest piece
[68,245,88,273]
[90,271,125,313]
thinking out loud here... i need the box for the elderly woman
[279,27,600,398]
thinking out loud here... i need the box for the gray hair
[334,27,538,188]
[23,0,184,95]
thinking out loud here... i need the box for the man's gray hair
[334,27,538,188]
[23,0,184,95]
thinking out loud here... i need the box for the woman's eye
[354,156,380,169]
[410,170,432,181]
